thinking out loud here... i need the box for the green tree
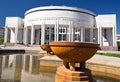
[0,38,4,45]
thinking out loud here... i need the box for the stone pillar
[37,28,40,44]
[49,28,51,42]
[24,27,28,45]
[41,22,45,44]
[56,21,59,41]
[99,26,102,46]
[15,27,18,43]
[4,26,8,43]
[113,26,116,46]
[98,27,100,44]
[31,25,35,45]
[54,23,57,41]
[71,22,74,41]
[90,27,93,42]
[68,22,71,41]
[81,26,85,42]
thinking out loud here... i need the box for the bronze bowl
[49,41,99,63]
[40,44,52,54]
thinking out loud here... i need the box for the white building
[4,6,117,49]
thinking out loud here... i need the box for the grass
[96,52,120,58]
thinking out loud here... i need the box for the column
[71,22,74,41]
[15,27,18,43]
[66,27,67,41]
[31,25,35,45]
[24,27,28,45]
[4,26,8,43]
[41,22,45,44]
[98,27,100,44]
[37,28,40,44]
[99,26,102,46]
[49,28,51,42]
[81,26,85,42]
[55,21,59,41]
[68,21,71,41]
[54,23,57,41]
[90,27,93,42]
[112,26,116,46]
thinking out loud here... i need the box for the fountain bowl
[40,44,52,54]
[49,41,99,63]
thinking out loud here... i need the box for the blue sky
[0,0,120,34]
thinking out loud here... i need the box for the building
[4,6,117,50]
[0,26,4,38]
[116,34,120,41]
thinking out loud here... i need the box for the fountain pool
[0,54,120,82]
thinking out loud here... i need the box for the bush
[0,38,4,45]
[117,41,120,51]
[117,41,120,47]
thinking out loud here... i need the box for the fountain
[41,41,99,82]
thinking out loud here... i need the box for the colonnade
[23,21,94,45]
[4,26,22,43]
[4,22,116,46]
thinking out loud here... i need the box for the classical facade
[4,6,117,47]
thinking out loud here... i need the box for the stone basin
[49,41,99,63]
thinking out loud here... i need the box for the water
[0,54,120,82]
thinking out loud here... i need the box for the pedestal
[55,66,94,82]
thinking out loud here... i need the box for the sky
[0,0,120,34]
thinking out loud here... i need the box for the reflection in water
[0,54,54,82]
[0,54,120,82]
[0,55,22,82]
[0,56,2,79]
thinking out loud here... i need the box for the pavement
[87,54,120,67]
[0,45,41,50]
[40,53,120,67]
